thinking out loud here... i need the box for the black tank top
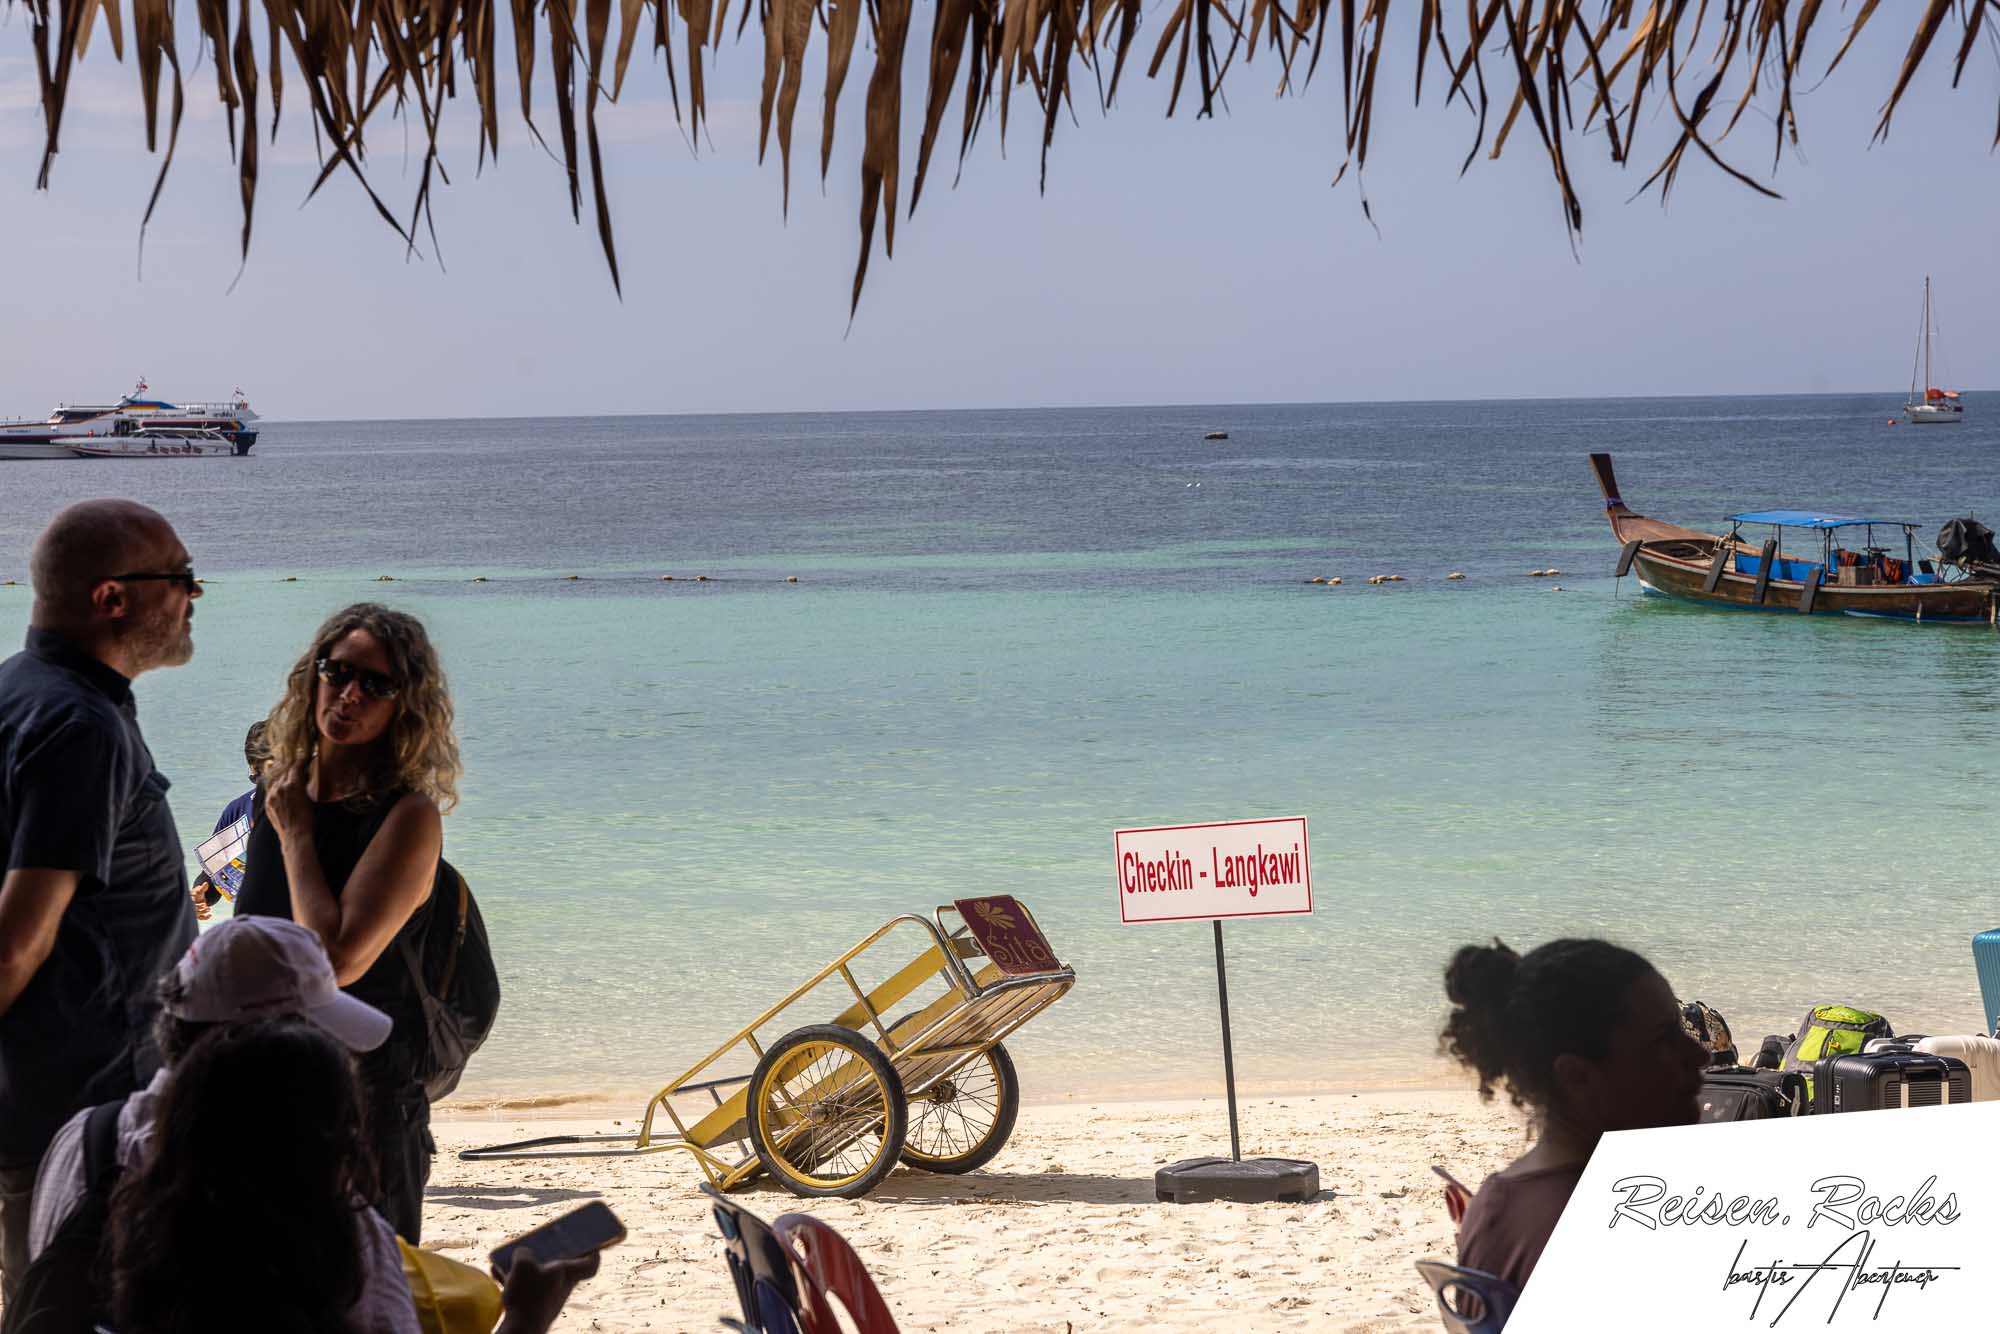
[234,793,436,1083]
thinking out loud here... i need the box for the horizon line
[257,387,1981,425]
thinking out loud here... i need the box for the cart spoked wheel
[901,1041,1021,1174]
[747,1024,908,1198]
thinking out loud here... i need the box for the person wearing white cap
[26,916,393,1260]
[21,920,595,1334]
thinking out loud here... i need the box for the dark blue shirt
[215,788,256,834]
[0,628,194,1162]
[194,787,258,906]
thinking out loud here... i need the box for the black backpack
[2,1098,126,1334]
[397,860,501,1101]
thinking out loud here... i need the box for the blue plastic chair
[702,1184,809,1334]
[1974,928,2000,1035]
[1414,1259,1520,1333]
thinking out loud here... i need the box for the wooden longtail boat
[1589,453,2000,625]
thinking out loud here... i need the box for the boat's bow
[1588,453,1725,547]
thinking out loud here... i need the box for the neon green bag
[1780,1005,1894,1096]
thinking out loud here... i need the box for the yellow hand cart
[461,896,1074,1198]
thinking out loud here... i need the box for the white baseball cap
[163,916,393,1052]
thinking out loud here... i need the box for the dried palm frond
[12,1,1997,308]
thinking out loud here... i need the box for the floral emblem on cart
[974,901,1017,931]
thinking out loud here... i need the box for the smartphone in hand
[1430,1164,1470,1195]
[490,1201,627,1275]
[1432,1164,1473,1226]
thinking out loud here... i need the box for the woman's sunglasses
[314,655,402,701]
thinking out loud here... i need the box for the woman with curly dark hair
[233,603,461,1243]
[107,1020,597,1334]
[108,1019,401,1334]
[1440,938,1705,1290]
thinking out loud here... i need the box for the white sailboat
[1904,276,1965,425]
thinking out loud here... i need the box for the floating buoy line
[1299,567,1569,587]
[0,573,809,586]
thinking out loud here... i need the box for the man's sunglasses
[107,569,199,594]
[314,656,402,701]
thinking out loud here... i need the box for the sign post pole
[1213,921,1241,1162]
[1115,816,1321,1205]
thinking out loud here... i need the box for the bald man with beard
[0,499,202,1300]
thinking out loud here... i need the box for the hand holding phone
[494,1249,602,1334]
[491,1201,626,1276]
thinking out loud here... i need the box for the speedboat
[68,427,240,459]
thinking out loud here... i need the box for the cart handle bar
[459,1131,688,1162]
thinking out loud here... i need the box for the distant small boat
[1904,277,1964,425]
[1204,431,1229,441]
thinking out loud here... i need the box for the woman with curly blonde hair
[234,603,462,1244]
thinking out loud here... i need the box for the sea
[2,394,1997,1110]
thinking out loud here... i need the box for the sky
[0,10,1995,420]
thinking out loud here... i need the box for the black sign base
[1154,1156,1321,1204]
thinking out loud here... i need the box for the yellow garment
[398,1238,504,1334]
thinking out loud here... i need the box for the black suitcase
[1698,1068,1807,1122]
[1811,1051,1971,1114]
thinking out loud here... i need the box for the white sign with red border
[1115,817,1312,924]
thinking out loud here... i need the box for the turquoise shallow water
[2,397,1997,1105]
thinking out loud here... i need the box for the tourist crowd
[0,497,1722,1331]
[0,500,591,1332]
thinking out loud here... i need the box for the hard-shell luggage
[1976,929,2000,1034]
[1865,1037,2000,1099]
[1861,1036,1929,1054]
[1697,1068,1807,1123]
[1913,1036,2000,1103]
[1811,1051,1971,1114]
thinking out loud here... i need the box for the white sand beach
[429,1089,1524,1332]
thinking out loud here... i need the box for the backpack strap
[396,861,470,998]
[0,1100,129,1334]
[437,866,470,996]
[81,1098,126,1193]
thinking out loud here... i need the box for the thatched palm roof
[15,1,1996,309]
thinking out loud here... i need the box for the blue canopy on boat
[1726,510,1905,529]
